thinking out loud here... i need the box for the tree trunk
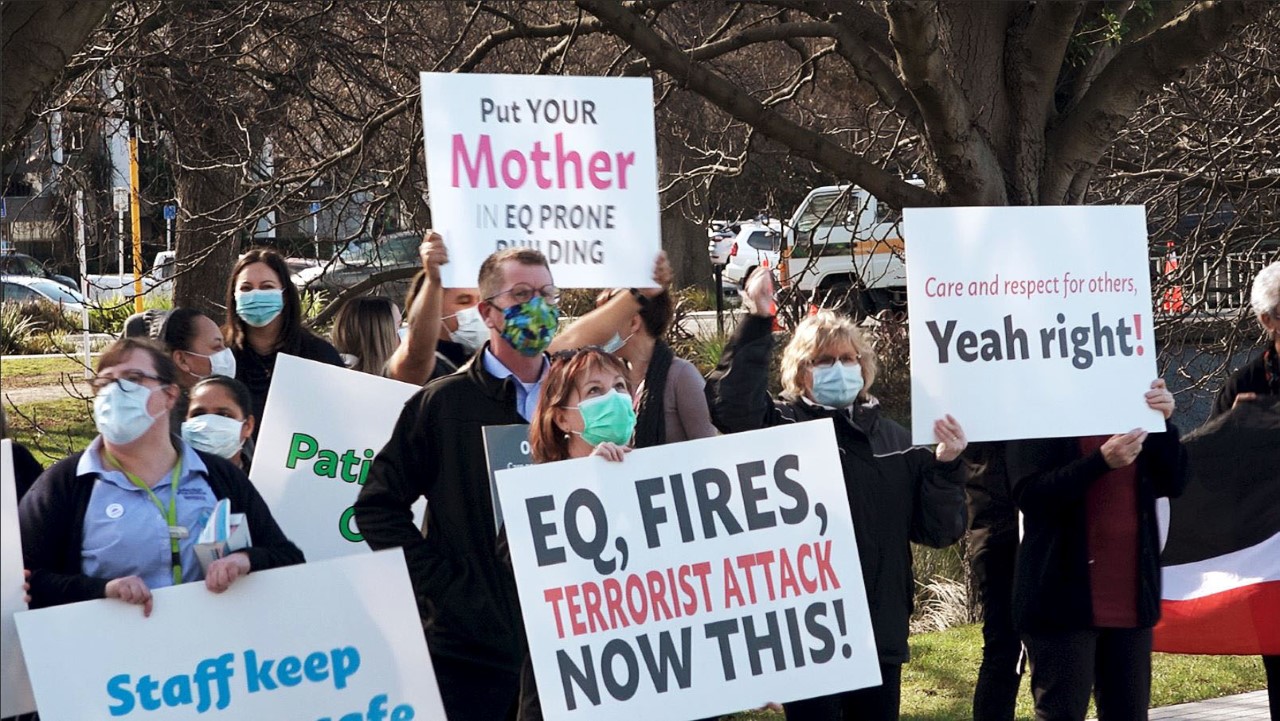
[1,1,111,159]
[173,166,242,321]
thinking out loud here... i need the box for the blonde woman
[332,296,401,377]
[706,268,968,721]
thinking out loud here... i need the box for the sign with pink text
[903,205,1163,444]
[420,72,660,288]
[495,421,880,721]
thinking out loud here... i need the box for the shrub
[0,304,42,354]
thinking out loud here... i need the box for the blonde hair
[780,310,877,400]
[332,296,399,377]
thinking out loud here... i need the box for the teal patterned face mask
[499,296,559,356]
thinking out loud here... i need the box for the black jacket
[1210,345,1278,420]
[354,346,527,672]
[235,333,344,438]
[1007,424,1187,633]
[705,315,967,664]
[963,441,1017,546]
[20,447,304,609]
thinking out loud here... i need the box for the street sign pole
[163,204,176,251]
[75,190,92,378]
[310,201,321,260]
[113,186,129,276]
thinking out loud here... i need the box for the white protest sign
[420,72,660,288]
[904,205,1162,443]
[251,355,424,561]
[16,550,444,721]
[496,421,879,721]
[1,440,36,717]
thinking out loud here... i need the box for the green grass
[1,355,94,389]
[4,397,97,466]
[725,624,1266,720]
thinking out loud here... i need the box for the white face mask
[93,380,162,445]
[186,347,237,379]
[181,414,246,459]
[446,305,487,353]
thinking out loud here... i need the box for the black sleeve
[705,314,785,433]
[1140,420,1187,499]
[908,450,968,548]
[19,460,109,608]
[12,442,44,502]
[354,390,438,588]
[1008,437,1111,519]
[210,458,306,572]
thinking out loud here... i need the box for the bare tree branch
[884,1,1005,204]
[577,0,938,210]
[1043,0,1269,203]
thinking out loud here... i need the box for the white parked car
[2,275,90,317]
[721,221,783,287]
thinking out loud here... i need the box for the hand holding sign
[932,414,968,463]
[105,576,154,617]
[420,231,448,281]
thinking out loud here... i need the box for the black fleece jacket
[705,314,967,664]
[1007,423,1187,633]
[20,447,304,609]
[354,345,528,673]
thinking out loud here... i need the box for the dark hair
[96,337,180,386]
[189,375,254,421]
[594,288,674,339]
[159,308,211,353]
[529,347,629,463]
[224,248,307,354]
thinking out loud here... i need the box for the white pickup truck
[780,179,924,314]
[84,251,176,304]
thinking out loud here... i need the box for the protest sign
[16,550,444,721]
[1,440,36,717]
[420,72,660,288]
[251,355,424,561]
[482,424,533,535]
[904,205,1163,443]
[496,421,879,721]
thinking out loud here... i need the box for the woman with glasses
[224,248,343,437]
[19,338,303,615]
[705,269,968,721]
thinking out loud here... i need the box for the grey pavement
[1093,690,1272,720]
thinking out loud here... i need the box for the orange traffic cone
[1161,242,1184,313]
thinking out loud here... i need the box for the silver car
[292,230,422,300]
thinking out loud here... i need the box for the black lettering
[703,619,741,681]
[773,455,808,525]
[601,639,639,701]
[527,495,566,566]
[692,468,744,539]
[634,477,668,549]
[735,460,774,531]
[743,611,786,676]
[637,628,693,693]
[556,648,599,711]
[926,320,955,363]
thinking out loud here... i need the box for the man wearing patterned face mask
[356,248,560,721]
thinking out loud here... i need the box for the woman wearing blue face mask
[224,248,343,437]
[18,338,303,617]
[183,376,256,472]
[705,268,969,721]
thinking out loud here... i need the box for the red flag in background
[1153,399,1280,655]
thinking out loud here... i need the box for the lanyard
[104,450,184,586]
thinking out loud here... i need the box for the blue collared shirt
[79,437,218,589]
[481,348,549,421]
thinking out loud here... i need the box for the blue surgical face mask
[569,389,637,446]
[810,362,864,408]
[235,288,285,328]
[93,379,163,445]
[184,347,237,379]
[181,414,246,459]
[602,331,633,354]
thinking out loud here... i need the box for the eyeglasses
[89,371,167,394]
[809,353,860,370]
[486,283,561,306]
